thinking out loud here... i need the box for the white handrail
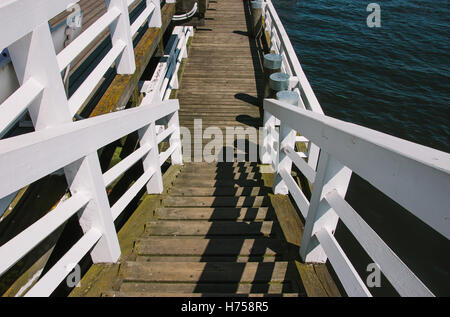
[0,100,179,198]
[0,0,78,50]
[141,26,193,103]
[264,98,449,297]
[103,143,152,187]
[57,7,122,71]
[260,0,323,171]
[1,0,162,138]
[130,2,156,36]
[0,192,90,275]
[262,0,324,114]
[25,228,102,297]
[265,99,450,237]
[0,0,183,297]
[0,99,181,296]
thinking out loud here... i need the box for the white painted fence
[260,0,450,297]
[140,26,193,103]
[263,99,450,297]
[0,0,161,136]
[0,0,184,297]
[0,99,182,296]
[140,25,193,135]
[261,0,321,171]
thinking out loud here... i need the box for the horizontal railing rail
[0,0,162,137]
[140,25,192,138]
[140,26,193,103]
[262,0,323,115]
[260,0,321,171]
[0,99,182,296]
[0,0,183,297]
[264,98,450,297]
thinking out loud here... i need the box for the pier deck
[1,0,448,298]
[70,0,340,297]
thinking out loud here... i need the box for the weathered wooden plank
[157,207,270,221]
[269,194,304,246]
[136,238,281,256]
[118,281,299,294]
[103,291,300,297]
[163,196,269,208]
[145,220,274,236]
[173,178,265,188]
[314,264,342,297]
[136,255,280,263]
[169,186,268,197]
[295,261,328,297]
[88,3,175,117]
[181,165,260,174]
[175,172,262,181]
[122,261,290,283]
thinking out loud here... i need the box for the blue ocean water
[273,0,450,152]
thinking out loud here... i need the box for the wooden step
[136,255,281,263]
[103,292,300,297]
[175,172,262,181]
[178,107,260,113]
[163,196,269,207]
[181,165,260,174]
[135,238,282,257]
[169,186,268,197]
[114,280,301,295]
[183,161,259,167]
[145,220,274,237]
[157,207,271,221]
[173,178,264,188]
[179,118,260,125]
[179,122,260,129]
[121,261,292,283]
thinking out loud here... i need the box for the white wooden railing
[0,99,182,296]
[140,25,193,135]
[260,0,450,297]
[0,0,184,297]
[261,0,322,171]
[0,0,162,218]
[264,99,450,297]
[140,26,194,103]
[0,0,161,136]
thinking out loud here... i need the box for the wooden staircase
[101,0,304,297]
[104,161,305,297]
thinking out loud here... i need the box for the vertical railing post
[307,143,321,171]
[139,122,163,194]
[8,23,71,129]
[261,111,275,165]
[168,111,183,165]
[148,0,162,28]
[64,153,121,262]
[273,91,299,194]
[8,21,122,264]
[106,0,136,74]
[300,152,352,263]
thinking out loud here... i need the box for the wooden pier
[1,0,447,298]
[70,0,339,297]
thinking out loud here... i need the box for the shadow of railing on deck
[191,142,306,296]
